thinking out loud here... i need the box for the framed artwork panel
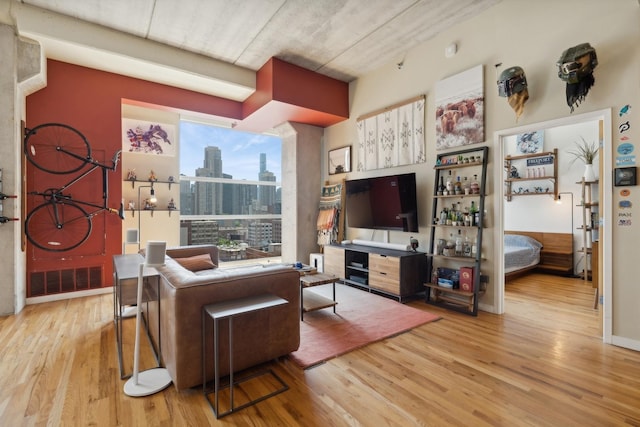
[329,146,351,175]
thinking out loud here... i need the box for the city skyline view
[179,120,282,181]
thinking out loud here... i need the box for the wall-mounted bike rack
[0,168,19,224]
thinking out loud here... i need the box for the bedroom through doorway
[496,109,612,340]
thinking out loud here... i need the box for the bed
[504,234,542,275]
[504,231,574,279]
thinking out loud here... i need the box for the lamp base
[123,368,172,397]
[121,305,138,318]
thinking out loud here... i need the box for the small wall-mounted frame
[328,146,351,175]
[614,167,637,186]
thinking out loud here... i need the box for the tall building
[259,170,276,211]
[194,146,223,215]
[179,178,193,215]
[258,152,277,213]
[260,152,266,173]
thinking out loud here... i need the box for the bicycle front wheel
[24,123,91,174]
[25,202,92,252]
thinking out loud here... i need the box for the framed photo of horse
[122,119,176,157]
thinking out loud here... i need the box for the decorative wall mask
[556,42,598,113]
[497,66,529,120]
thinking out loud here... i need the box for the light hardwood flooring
[1,273,639,426]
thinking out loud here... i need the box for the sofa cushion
[173,253,217,272]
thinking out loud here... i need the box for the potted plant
[568,136,598,182]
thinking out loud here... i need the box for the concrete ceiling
[9,0,500,101]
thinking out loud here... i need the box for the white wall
[324,0,640,346]
[121,104,181,251]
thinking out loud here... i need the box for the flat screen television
[345,172,419,232]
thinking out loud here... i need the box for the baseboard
[27,287,112,305]
[611,335,640,351]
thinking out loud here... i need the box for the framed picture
[328,146,351,175]
[122,118,176,156]
[516,130,544,154]
[435,64,484,151]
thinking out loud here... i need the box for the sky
[179,121,282,182]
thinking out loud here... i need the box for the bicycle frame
[26,148,124,251]
[30,149,124,220]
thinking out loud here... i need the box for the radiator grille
[29,266,103,297]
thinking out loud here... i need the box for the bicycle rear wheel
[24,123,91,174]
[25,202,92,252]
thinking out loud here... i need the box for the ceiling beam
[9,2,256,101]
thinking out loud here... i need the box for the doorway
[495,109,612,342]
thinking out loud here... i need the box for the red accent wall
[25,60,243,295]
[25,58,349,296]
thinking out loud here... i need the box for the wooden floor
[1,273,639,426]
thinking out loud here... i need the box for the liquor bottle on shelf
[445,171,453,195]
[469,201,478,226]
[471,174,480,194]
[455,230,463,256]
[471,236,478,257]
[464,208,472,227]
[463,176,471,195]
[463,232,472,257]
[440,207,448,225]
[438,176,446,195]
[445,233,455,256]
[454,176,462,195]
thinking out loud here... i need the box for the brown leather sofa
[145,245,300,390]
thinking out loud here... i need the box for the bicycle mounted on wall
[24,123,124,251]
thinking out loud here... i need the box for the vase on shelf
[583,163,596,182]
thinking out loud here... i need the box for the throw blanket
[317,183,342,245]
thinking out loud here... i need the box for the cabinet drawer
[368,253,400,294]
[368,253,399,277]
[369,270,400,294]
[323,246,345,278]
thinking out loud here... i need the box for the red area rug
[289,283,440,369]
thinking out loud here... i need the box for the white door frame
[494,108,612,343]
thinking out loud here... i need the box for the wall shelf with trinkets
[504,149,558,201]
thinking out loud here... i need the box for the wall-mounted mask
[557,42,598,112]
[497,66,528,120]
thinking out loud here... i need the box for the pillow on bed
[173,253,217,272]
[504,234,543,249]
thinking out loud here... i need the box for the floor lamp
[123,240,172,397]
[120,228,140,318]
[137,184,157,251]
[557,192,575,274]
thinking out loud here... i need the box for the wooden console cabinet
[323,243,426,302]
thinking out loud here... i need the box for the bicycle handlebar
[111,150,122,170]
[114,202,125,220]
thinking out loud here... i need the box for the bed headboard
[505,230,573,275]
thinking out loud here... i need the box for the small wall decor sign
[614,167,637,187]
[527,155,553,166]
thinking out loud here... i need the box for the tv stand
[324,243,426,302]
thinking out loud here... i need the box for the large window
[178,119,282,262]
